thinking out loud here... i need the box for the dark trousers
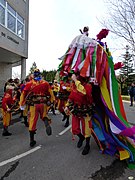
[130,96,135,106]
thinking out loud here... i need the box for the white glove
[7,108,11,112]
[71,74,77,82]
[62,86,66,90]
[20,105,26,110]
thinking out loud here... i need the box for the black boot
[43,117,52,136]
[77,133,85,148]
[24,116,29,127]
[52,106,56,115]
[82,137,91,155]
[64,116,69,127]
[19,110,23,118]
[29,131,36,147]
[2,127,12,136]
[61,112,67,121]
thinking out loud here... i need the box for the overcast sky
[13,0,123,76]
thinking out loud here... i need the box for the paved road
[123,101,135,125]
[0,102,135,180]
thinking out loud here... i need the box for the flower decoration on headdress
[96,29,109,41]
[114,62,124,70]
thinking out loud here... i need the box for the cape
[57,33,135,169]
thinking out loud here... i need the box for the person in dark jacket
[129,82,135,106]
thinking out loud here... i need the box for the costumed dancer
[65,74,93,155]
[58,75,72,127]
[19,69,55,147]
[1,84,15,136]
[48,81,56,115]
[19,77,30,127]
[51,80,60,113]
[57,26,135,168]
[13,78,21,102]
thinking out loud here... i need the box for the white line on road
[59,124,72,136]
[0,145,41,167]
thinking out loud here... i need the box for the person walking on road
[65,74,93,155]
[19,77,30,127]
[1,85,15,136]
[58,75,72,127]
[129,82,135,106]
[51,80,60,113]
[19,69,55,147]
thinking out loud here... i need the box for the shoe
[46,125,52,136]
[30,140,36,147]
[62,112,67,121]
[82,145,90,155]
[64,121,69,127]
[44,117,52,136]
[62,116,66,121]
[52,108,56,115]
[77,137,85,148]
[130,105,133,106]
[2,131,12,136]
[24,121,29,127]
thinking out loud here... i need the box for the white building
[0,0,29,95]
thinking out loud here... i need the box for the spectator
[129,82,135,106]
[4,78,14,92]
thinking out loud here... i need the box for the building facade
[0,0,29,95]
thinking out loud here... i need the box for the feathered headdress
[96,29,109,40]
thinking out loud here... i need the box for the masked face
[34,76,42,81]
[34,70,42,81]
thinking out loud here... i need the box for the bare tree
[100,0,135,51]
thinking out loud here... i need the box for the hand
[71,74,77,82]
[62,86,66,90]
[50,103,54,107]
[46,101,51,106]
[7,108,11,112]
[20,105,26,110]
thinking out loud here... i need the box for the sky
[13,0,123,77]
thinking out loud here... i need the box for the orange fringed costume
[19,69,55,147]
[2,89,14,136]
[58,79,72,127]
[65,76,93,155]
[52,80,60,110]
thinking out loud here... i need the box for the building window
[7,13,16,32]
[0,0,6,6]
[0,0,25,39]
[7,4,16,16]
[0,5,5,25]
[17,21,24,38]
[17,13,24,24]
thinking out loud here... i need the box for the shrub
[121,95,130,101]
